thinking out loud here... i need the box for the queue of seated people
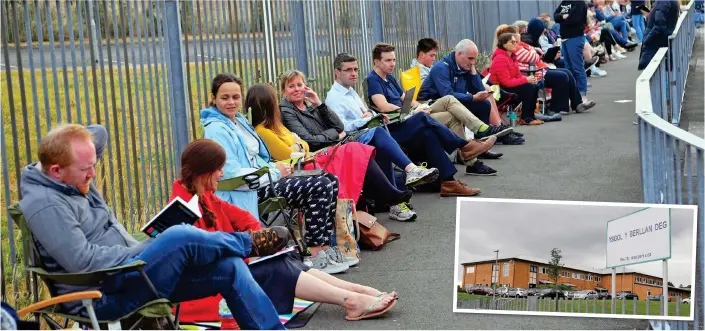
[18,3,655,327]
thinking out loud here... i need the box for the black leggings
[362,158,409,205]
[600,29,615,56]
[503,83,539,120]
[258,173,338,247]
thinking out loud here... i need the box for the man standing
[638,0,680,70]
[554,0,590,97]
[18,124,288,329]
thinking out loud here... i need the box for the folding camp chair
[216,167,306,256]
[7,204,179,330]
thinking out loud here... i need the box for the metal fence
[458,296,690,318]
[635,1,704,330]
[1,0,563,302]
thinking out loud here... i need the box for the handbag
[353,208,400,251]
[332,199,361,261]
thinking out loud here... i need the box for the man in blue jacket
[418,39,525,146]
[638,0,680,70]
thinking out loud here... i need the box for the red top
[168,180,262,323]
[489,47,530,88]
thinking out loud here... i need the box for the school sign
[606,207,671,268]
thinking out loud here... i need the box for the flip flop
[345,296,397,321]
[376,291,398,299]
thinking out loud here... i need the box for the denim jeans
[388,112,467,181]
[560,36,587,96]
[632,14,645,42]
[93,224,285,330]
[606,15,630,40]
[543,68,583,112]
[367,127,413,186]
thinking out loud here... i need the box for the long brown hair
[246,83,286,135]
[180,139,227,228]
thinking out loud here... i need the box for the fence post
[370,0,383,44]
[291,0,309,77]
[164,0,190,169]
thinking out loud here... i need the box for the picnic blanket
[180,299,318,330]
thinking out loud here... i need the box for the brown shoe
[440,180,481,197]
[248,226,289,257]
[459,137,496,162]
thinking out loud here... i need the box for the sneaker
[615,52,627,59]
[591,65,607,77]
[535,112,562,122]
[390,202,417,222]
[328,246,359,268]
[496,133,525,145]
[475,125,513,140]
[405,164,439,187]
[500,126,523,137]
[559,110,570,115]
[304,250,349,274]
[465,161,497,176]
[609,54,619,61]
[248,226,289,257]
[576,100,596,113]
[440,179,481,197]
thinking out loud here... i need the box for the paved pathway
[302,50,660,329]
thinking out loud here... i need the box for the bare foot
[343,293,395,320]
[354,285,398,300]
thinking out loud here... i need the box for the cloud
[455,201,696,286]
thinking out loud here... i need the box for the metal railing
[667,1,698,125]
[636,2,704,330]
[458,295,690,317]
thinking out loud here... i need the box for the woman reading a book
[202,73,349,275]
[246,83,414,211]
[169,139,398,323]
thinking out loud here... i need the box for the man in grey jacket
[18,123,288,329]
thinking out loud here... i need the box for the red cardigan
[168,180,262,323]
[489,47,530,88]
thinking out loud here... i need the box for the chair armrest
[17,291,102,317]
[29,260,147,286]
[217,167,270,191]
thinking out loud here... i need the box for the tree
[668,281,675,287]
[546,248,564,311]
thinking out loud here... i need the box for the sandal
[376,291,398,299]
[345,296,397,321]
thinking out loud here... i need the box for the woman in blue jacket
[202,73,346,274]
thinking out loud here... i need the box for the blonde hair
[279,70,307,95]
[514,20,529,33]
[38,124,93,172]
[493,25,518,51]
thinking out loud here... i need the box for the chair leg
[41,315,63,330]
[82,299,101,330]
[173,304,181,329]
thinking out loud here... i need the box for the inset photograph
[453,199,697,320]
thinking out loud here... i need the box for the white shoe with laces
[304,250,349,274]
[390,202,417,222]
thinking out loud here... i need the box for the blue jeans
[560,36,587,96]
[632,14,645,42]
[606,15,630,40]
[543,68,583,112]
[93,225,285,330]
[609,27,630,47]
[388,112,466,181]
[366,127,413,187]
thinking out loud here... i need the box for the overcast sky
[455,200,697,287]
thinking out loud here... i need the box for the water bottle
[509,111,518,127]
[219,298,239,330]
[529,61,536,72]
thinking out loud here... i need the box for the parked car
[682,298,691,304]
[595,289,611,299]
[495,287,509,296]
[468,286,495,296]
[526,288,539,296]
[648,294,662,301]
[563,290,575,299]
[537,288,566,299]
[506,288,528,298]
[616,292,639,300]
[573,290,599,299]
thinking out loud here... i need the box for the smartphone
[488,90,495,94]
[305,92,311,98]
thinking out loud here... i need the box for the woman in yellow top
[246,83,413,210]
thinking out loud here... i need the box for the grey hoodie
[18,126,151,313]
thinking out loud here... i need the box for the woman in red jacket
[489,33,543,126]
[169,139,397,323]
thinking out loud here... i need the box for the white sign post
[606,207,671,315]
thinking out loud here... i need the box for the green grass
[457,294,692,317]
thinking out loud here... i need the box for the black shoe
[499,125,523,137]
[624,42,638,51]
[465,161,497,176]
[496,133,525,145]
[478,150,503,159]
[475,125,513,140]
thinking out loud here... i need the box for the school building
[461,257,691,301]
